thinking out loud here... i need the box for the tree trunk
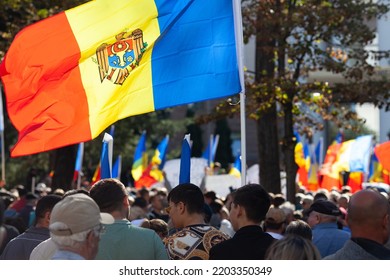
[255,6,281,194]
[283,98,298,203]
[51,144,78,191]
[257,105,281,194]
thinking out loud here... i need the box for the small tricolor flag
[112,155,122,180]
[229,154,241,178]
[100,133,113,179]
[202,134,220,168]
[131,131,147,181]
[73,142,84,182]
[179,134,191,184]
[151,135,169,169]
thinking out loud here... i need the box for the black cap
[26,192,39,200]
[307,200,341,216]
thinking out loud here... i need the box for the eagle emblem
[95,29,147,85]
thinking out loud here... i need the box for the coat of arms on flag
[95,29,147,85]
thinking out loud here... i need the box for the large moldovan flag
[0,0,242,157]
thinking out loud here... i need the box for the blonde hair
[266,235,321,260]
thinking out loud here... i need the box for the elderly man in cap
[49,193,114,260]
[307,199,350,258]
[264,207,286,240]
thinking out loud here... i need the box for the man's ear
[177,201,186,214]
[123,196,130,207]
[382,214,390,230]
[45,211,51,223]
[87,230,98,245]
[236,204,244,218]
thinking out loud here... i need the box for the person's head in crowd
[138,188,150,203]
[34,194,62,227]
[25,192,39,206]
[347,189,390,245]
[293,210,303,220]
[301,195,314,211]
[128,195,135,206]
[297,185,307,194]
[149,219,169,239]
[80,180,91,191]
[295,193,305,210]
[265,234,321,260]
[204,191,217,205]
[285,219,313,240]
[209,199,224,214]
[166,183,205,229]
[137,218,151,228]
[129,197,149,221]
[133,197,148,210]
[272,194,285,208]
[220,206,230,220]
[89,178,129,220]
[0,191,15,209]
[380,192,389,200]
[337,194,349,210]
[35,183,51,197]
[313,190,329,201]
[15,185,27,198]
[307,200,341,228]
[149,193,165,212]
[63,188,90,198]
[329,190,341,205]
[208,199,225,228]
[223,192,234,211]
[156,187,168,197]
[264,207,286,238]
[230,184,271,232]
[49,193,114,260]
[341,185,352,194]
[53,188,65,197]
[280,201,295,225]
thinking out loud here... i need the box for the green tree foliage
[199,0,390,201]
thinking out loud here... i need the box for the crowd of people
[0,178,390,260]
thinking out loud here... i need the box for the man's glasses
[165,202,185,214]
[92,224,106,237]
[165,205,172,214]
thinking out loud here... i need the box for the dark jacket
[324,239,390,260]
[209,225,275,260]
[0,226,50,260]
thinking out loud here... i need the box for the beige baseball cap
[49,193,114,236]
[265,207,286,224]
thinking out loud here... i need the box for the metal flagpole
[233,0,246,186]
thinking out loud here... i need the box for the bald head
[347,190,390,244]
